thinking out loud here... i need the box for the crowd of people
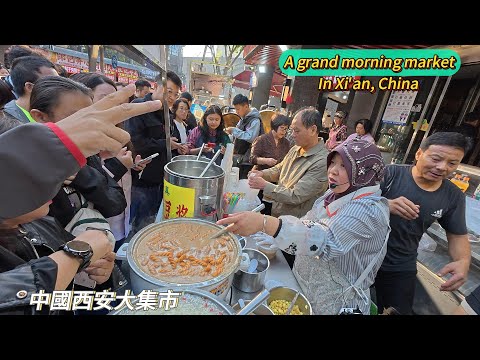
[0,45,477,315]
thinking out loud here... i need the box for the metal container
[232,299,274,315]
[171,155,210,162]
[110,286,271,315]
[163,159,224,221]
[123,218,241,299]
[109,287,236,315]
[267,286,313,315]
[232,248,269,293]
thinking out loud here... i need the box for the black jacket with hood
[48,155,127,227]
[125,93,180,187]
[0,123,125,315]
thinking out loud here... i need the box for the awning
[232,69,286,97]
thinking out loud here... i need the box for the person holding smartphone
[124,70,184,236]
[187,104,231,165]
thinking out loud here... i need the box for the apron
[292,185,390,315]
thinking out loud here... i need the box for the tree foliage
[200,45,245,75]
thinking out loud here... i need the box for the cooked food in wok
[135,222,237,284]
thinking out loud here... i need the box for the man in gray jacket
[226,94,264,179]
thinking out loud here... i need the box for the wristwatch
[61,240,93,273]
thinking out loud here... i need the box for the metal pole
[420,76,452,141]
[163,45,172,162]
[402,77,439,164]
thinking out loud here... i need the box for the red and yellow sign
[163,180,195,219]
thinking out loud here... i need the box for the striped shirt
[275,185,390,315]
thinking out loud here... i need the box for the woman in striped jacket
[218,139,390,315]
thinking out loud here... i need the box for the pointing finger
[100,100,163,126]
[103,126,131,149]
[91,83,136,111]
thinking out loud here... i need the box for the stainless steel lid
[109,287,235,315]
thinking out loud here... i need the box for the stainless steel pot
[232,248,269,293]
[163,159,224,221]
[109,286,272,315]
[109,288,236,315]
[118,218,241,299]
[171,155,210,162]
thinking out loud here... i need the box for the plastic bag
[220,143,234,175]
[418,233,437,252]
[223,179,261,214]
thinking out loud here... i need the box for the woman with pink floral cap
[218,139,391,315]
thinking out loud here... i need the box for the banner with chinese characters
[163,180,195,219]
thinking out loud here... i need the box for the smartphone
[135,152,159,166]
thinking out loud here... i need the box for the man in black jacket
[125,71,188,235]
[0,115,125,314]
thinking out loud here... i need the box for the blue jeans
[129,184,163,237]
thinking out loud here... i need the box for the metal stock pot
[171,155,209,162]
[109,286,272,315]
[117,218,241,299]
[164,159,225,220]
[110,288,236,315]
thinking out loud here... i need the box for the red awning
[232,70,285,97]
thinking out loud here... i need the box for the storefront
[372,47,480,168]
[49,51,141,83]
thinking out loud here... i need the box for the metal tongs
[196,143,206,161]
[236,288,271,315]
[207,203,265,241]
[199,149,222,177]
[285,291,300,315]
[236,280,285,315]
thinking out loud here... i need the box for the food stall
[116,153,306,315]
